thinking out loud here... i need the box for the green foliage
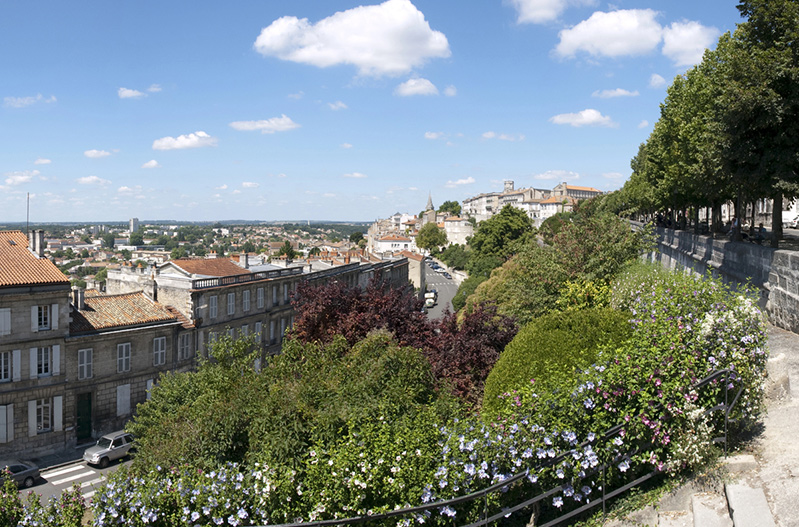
[348,231,364,243]
[469,205,533,262]
[539,212,573,243]
[102,232,115,248]
[438,200,462,216]
[451,273,486,312]
[482,307,632,418]
[277,240,297,259]
[415,222,447,252]
[438,243,469,270]
[94,267,108,283]
[21,484,86,526]
[128,230,144,246]
[0,473,23,525]
[555,279,612,312]
[170,246,188,260]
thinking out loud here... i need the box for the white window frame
[209,295,218,319]
[257,288,264,309]
[0,308,10,336]
[36,398,51,433]
[117,343,131,373]
[242,290,251,312]
[37,347,51,377]
[78,348,92,380]
[227,293,235,315]
[153,337,166,366]
[178,333,192,360]
[0,351,10,383]
[37,305,50,331]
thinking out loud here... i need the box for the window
[178,334,192,360]
[257,288,264,309]
[78,349,92,380]
[0,404,13,443]
[283,283,289,305]
[31,304,59,332]
[37,305,50,331]
[36,399,51,433]
[254,322,262,339]
[145,379,154,400]
[0,308,10,336]
[272,286,277,306]
[209,296,218,319]
[241,324,248,337]
[153,337,166,366]
[117,343,131,373]
[37,347,51,377]
[280,318,286,342]
[0,351,10,382]
[269,320,276,345]
[227,327,235,339]
[227,293,235,315]
[243,290,251,312]
[116,384,130,417]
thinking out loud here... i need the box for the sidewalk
[30,440,95,473]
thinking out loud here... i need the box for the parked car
[0,460,39,488]
[784,216,799,229]
[83,431,135,468]
[443,272,452,279]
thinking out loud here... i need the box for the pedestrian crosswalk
[40,463,107,501]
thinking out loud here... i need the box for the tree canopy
[415,222,447,252]
[438,200,462,216]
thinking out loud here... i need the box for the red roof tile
[169,258,249,277]
[0,231,70,288]
[70,292,178,333]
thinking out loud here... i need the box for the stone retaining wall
[642,224,799,333]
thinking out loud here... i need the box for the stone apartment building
[1,230,410,460]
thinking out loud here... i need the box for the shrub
[482,307,632,418]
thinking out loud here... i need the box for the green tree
[171,247,188,260]
[101,233,115,248]
[277,241,297,259]
[94,267,108,283]
[128,231,144,246]
[348,231,364,244]
[80,248,90,258]
[241,240,257,253]
[438,200,462,216]
[415,222,447,252]
[468,205,533,262]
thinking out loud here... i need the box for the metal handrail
[251,368,744,527]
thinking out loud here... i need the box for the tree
[468,205,533,262]
[128,231,144,246]
[308,247,321,257]
[277,241,297,259]
[241,240,257,253]
[171,247,188,260]
[415,222,447,252]
[94,267,108,283]
[101,233,115,249]
[348,231,364,244]
[438,200,461,217]
[80,249,89,258]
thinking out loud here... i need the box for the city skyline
[2,0,743,222]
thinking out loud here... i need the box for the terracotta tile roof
[379,234,411,242]
[70,292,178,334]
[566,184,601,192]
[169,258,248,277]
[400,250,423,262]
[165,305,194,329]
[0,231,70,288]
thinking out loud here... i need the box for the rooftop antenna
[26,192,30,235]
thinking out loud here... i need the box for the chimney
[36,230,44,257]
[28,231,36,255]
[71,287,85,311]
[243,252,249,270]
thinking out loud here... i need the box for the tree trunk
[772,192,783,248]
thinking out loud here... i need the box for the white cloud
[242,182,260,188]
[662,21,719,67]
[649,73,666,88]
[550,108,617,127]
[215,184,228,190]
[638,120,649,128]
[77,175,111,185]
[253,0,450,77]
[141,159,161,169]
[395,78,438,96]
[445,177,476,188]
[268,173,287,178]
[117,185,143,195]
[229,115,300,134]
[508,0,596,24]
[444,85,457,97]
[425,131,444,140]
[592,88,639,98]
[555,9,662,59]
[232,190,242,195]
[341,143,353,149]
[482,131,497,139]
[288,91,305,99]
[33,158,51,165]
[84,149,112,158]
[602,172,624,179]
[483,131,525,141]
[118,87,146,99]
[4,170,39,185]
[148,84,162,93]
[534,169,580,180]
[328,100,348,110]
[3,94,56,108]
[152,131,218,150]
[343,172,368,178]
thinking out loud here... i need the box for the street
[424,261,459,319]
[23,457,130,503]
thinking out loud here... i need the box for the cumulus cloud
[117,185,142,195]
[3,94,56,108]
[341,143,353,149]
[84,149,112,158]
[77,175,111,185]
[638,120,649,128]
[395,78,438,96]
[141,160,161,169]
[242,182,260,188]
[148,84,162,93]
[555,9,662,59]
[328,100,348,110]
[445,177,475,188]
[253,0,450,77]
[534,169,580,180]
[508,0,596,24]
[550,108,616,127]
[343,172,367,178]
[662,20,719,66]
[118,87,146,99]
[425,131,444,140]
[229,115,300,134]
[483,131,525,141]
[215,184,228,190]
[592,88,639,98]
[288,91,305,99]
[649,73,666,88]
[4,170,40,185]
[152,131,218,150]
[444,85,457,97]
[34,158,51,165]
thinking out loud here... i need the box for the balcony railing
[191,267,303,290]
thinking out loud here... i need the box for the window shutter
[5,405,13,443]
[51,304,59,330]
[0,405,6,443]
[116,384,130,416]
[31,306,38,332]
[12,350,21,382]
[53,396,62,432]
[52,345,60,375]
[0,309,10,336]
[29,348,37,379]
[28,400,36,437]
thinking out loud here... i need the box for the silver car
[83,431,134,468]
[1,460,39,488]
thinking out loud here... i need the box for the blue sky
[1,0,743,222]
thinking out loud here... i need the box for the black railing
[251,368,743,527]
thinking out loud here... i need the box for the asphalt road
[424,261,459,319]
[23,456,130,503]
